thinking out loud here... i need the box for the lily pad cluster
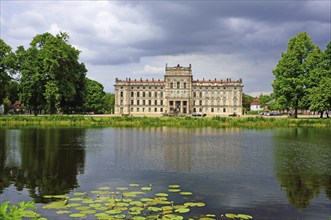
[41,183,252,220]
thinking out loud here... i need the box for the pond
[0,127,330,219]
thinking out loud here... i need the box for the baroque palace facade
[114,64,243,116]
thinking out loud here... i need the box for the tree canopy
[18,32,87,115]
[272,32,330,118]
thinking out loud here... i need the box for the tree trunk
[294,107,298,118]
[327,112,329,118]
[320,111,323,118]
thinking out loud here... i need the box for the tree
[258,94,273,109]
[83,78,106,114]
[103,93,115,114]
[0,39,17,105]
[242,93,254,112]
[272,32,317,118]
[19,32,87,115]
[307,41,331,118]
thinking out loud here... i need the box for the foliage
[258,94,273,109]
[103,93,115,114]
[0,201,44,219]
[0,39,18,105]
[272,32,317,118]
[83,78,106,114]
[307,41,331,117]
[242,93,254,112]
[18,32,87,115]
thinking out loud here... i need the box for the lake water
[0,127,330,219]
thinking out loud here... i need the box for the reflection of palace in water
[112,127,244,172]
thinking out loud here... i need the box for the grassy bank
[0,115,330,128]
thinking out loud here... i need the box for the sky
[1,0,330,96]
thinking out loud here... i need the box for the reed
[0,115,330,128]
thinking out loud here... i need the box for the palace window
[137,92,140,97]
[184,82,187,89]
[160,108,163,112]
[131,92,134,97]
[143,92,145,97]
[137,100,140,105]
[120,92,123,97]
[149,92,152,97]
[177,81,180,89]
[154,108,157,112]
[131,100,133,105]
[170,82,173,88]
[155,100,157,105]
[149,100,152,105]
[160,100,163,105]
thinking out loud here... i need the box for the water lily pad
[89,203,102,208]
[75,206,90,211]
[69,213,87,218]
[196,202,206,207]
[56,210,70,214]
[106,209,122,215]
[168,185,180,188]
[22,210,40,218]
[141,187,152,191]
[168,189,181,193]
[163,214,184,219]
[116,187,128,191]
[148,206,162,212]
[175,208,190,214]
[132,216,146,220]
[99,186,111,190]
[129,183,140,187]
[140,198,153,202]
[179,191,192,196]
[237,214,253,219]
[43,195,68,199]
[94,212,110,217]
[155,193,168,197]
[225,213,238,219]
[42,200,68,209]
[117,202,130,207]
[68,203,81,208]
[114,214,126,219]
[130,201,143,206]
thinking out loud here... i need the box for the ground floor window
[223,108,226,112]
[154,108,157,112]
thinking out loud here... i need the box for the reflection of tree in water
[274,128,331,208]
[0,128,86,202]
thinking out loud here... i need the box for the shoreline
[0,115,330,128]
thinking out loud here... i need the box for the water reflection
[274,128,331,208]
[110,127,244,172]
[0,128,86,202]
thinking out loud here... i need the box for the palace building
[114,64,243,116]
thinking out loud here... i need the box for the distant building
[114,64,243,116]
[250,98,263,111]
[8,101,26,114]
[0,104,4,114]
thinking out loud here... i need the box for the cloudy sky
[1,0,330,96]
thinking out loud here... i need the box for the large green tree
[83,78,106,114]
[272,32,317,118]
[0,39,17,105]
[19,32,87,115]
[307,41,331,118]
[103,93,115,114]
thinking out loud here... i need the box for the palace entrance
[168,100,189,114]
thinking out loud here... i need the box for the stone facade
[114,64,243,116]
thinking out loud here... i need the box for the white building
[114,64,243,116]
